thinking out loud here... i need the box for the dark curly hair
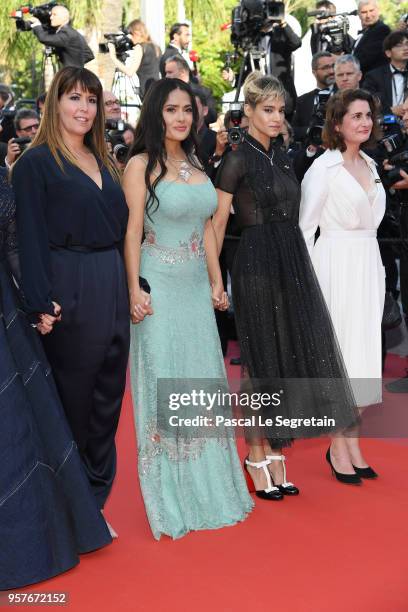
[322,88,381,152]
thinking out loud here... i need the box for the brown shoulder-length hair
[322,88,381,151]
[28,66,120,182]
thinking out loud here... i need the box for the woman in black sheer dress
[213,73,357,500]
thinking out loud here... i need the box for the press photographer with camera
[352,0,390,77]
[28,4,94,69]
[380,95,408,392]
[107,19,160,100]
[0,84,16,144]
[310,0,355,55]
[362,31,408,117]
[292,51,335,144]
[222,1,301,120]
[4,109,40,168]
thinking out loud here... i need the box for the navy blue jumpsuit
[13,144,130,508]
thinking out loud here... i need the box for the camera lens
[228,127,242,146]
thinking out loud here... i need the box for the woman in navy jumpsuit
[13,67,131,510]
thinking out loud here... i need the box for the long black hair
[128,78,202,217]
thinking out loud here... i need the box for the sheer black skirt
[231,220,358,447]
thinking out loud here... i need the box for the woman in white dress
[300,88,386,484]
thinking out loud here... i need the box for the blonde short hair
[243,71,285,108]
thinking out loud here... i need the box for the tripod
[112,63,142,126]
[234,45,268,103]
[40,46,58,92]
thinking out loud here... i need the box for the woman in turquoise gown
[123,79,253,540]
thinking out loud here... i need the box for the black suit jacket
[267,23,302,119]
[352,20,391,76]
[32,24,94,68]
[362,64,394,115]
[292,89,318,142]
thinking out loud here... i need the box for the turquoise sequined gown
[129,177,253,540]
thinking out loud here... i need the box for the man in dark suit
[30,5,94,68]
[292,51,335,143]
[263,18,302,120]
[352,0,390,77]
[159,22,190,77]
[362,30,408,116]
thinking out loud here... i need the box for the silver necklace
[167,156,193,182]
[245,138,274,166]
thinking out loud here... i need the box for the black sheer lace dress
[215,134,357,446]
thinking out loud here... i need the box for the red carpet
[17,346,408,611]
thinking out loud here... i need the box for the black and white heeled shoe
[244,457,284,500]
[265,454,300,496]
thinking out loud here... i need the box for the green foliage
[0,0,102,96]
[379,0,408,27]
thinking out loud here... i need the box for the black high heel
[326,448,362,485]
[244,457,284,500]
[352,465,378,479]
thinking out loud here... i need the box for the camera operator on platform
[30,5,94,68]
[310,0,354,55]
[362,31,408,117]
[107,19,160,100]
[352,0,390,78]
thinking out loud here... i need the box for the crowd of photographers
[1,0,408,385]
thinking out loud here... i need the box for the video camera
[308,9,355,54]
[230,0,285,50]
[306,90,331,146]
[99,29,134,62]
[10,1,57,32]
[379,114,408,189]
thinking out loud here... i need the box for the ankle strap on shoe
[265,454,293,487]
[245,458,271,469]
[245,458,279,493]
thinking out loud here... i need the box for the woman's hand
[211,281,229,311]
[37,301,62,335]
[130,289,153,324]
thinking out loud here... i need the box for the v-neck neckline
[75,161,104,191]
[341,153,377,206]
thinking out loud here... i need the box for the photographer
[292,51,335,144]
[4,109,39,168]
[222,3,301,120]
[30,5,94,68]
[0,84,16,144]
[382,94,408,392]
[310,0,354,55]
[107,19,160,99]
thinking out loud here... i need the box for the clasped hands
[130,289,153,324]
[37,301,62,335]
[211,280,229,311]
[130,283,228,324]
